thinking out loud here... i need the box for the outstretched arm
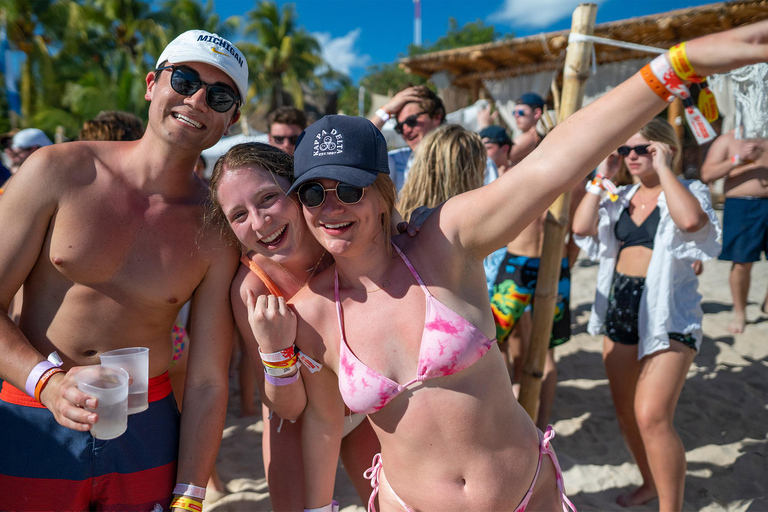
[436,21,768,259]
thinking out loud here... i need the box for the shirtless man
[268,106,306,157]
[701,129,768,333]
[508,92,545,168]
[0,30,245,511]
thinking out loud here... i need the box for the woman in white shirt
[572,117,721,511]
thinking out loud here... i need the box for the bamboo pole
[518,3,597,420]
[668,98,684,173]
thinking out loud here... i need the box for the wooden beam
[518,2,597,421]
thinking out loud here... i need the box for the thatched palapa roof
[400,1,768,90]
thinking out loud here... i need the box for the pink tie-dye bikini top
[336,243,495,415]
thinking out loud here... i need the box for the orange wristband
[640,64,673,102]
[34,367,65,403]
[668,43,704,83]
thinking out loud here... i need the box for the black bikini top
[615,206,660,251]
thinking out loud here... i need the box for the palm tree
[242,0,322,111]
[161,0,240,40]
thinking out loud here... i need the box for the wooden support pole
[668,98,685,173]
[518,3,597,420]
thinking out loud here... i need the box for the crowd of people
[0,19,767,512]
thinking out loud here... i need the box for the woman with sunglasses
[208,142,390,510]
[271,23,767,512]
[571,117,720,510]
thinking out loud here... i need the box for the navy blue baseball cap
[288,115,390,194]
[517,92,545,110]
[479,125,513,147]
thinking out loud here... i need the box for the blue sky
[212,0,717,83]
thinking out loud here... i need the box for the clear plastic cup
[100,347,149,415]
[75,365,129,440]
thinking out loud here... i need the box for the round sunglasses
[297,182,365,208]
[155,65,240,113]
[617,144,651,156]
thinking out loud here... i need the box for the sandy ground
[209,239,768,512]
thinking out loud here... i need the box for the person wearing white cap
[0,30,246,511]
[5,128,52,174]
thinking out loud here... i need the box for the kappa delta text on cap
[156,30,249,103]
[288,116,390,194]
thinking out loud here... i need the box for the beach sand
[209,249,768,512]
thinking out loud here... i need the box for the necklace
[276,250,326,289]
[634,188,662,210]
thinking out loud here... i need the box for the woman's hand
[246,291,297,354]
[649,141,675,174]
[596,151,622,179]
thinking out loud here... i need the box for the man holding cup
[0,30,245,510]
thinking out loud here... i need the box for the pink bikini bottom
[363,426,577,512]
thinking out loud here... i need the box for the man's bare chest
[44,191,209,304]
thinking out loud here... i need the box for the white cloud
[312,28,371,76]
[488,0,610,29]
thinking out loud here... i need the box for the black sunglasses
[155,65,240,113]
[395,111,428,134]
[271,134,300,146]
[617,144,651,156]
[297,182,365,208]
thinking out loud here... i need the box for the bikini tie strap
[542,426,578,512]
[363,453,383,512]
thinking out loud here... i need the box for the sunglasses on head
[155,65,240,113]
[297,181,365,208]
[617,144,651,156]
[395,111,428,134]
[271,134,300,146]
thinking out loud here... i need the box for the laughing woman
[253,22,767,512]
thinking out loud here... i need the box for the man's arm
[369,86,423,130]
[0,147,98,430]
[174,242,239,493]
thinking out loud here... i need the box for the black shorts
[603,271,696,350]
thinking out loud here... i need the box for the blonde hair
[370,172,397,253]
[397,124,486,221]
[614,117,682,186]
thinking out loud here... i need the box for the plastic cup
[100,347,149,415]
[75,366,129,440]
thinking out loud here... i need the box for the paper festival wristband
[25,351,64,398]
[259,345,297,363]
[261,355,299,369]
[170,496,203,512]
[34,368,65,403]
[264,369,301,386]
[304,501,340,512]
[649,54,716,145]
[585,179,604,196]
[263,362,299,377]
[173,484,206,500]
[668,42,704,83]
[375,108,390,122]
[640,64,674,103]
